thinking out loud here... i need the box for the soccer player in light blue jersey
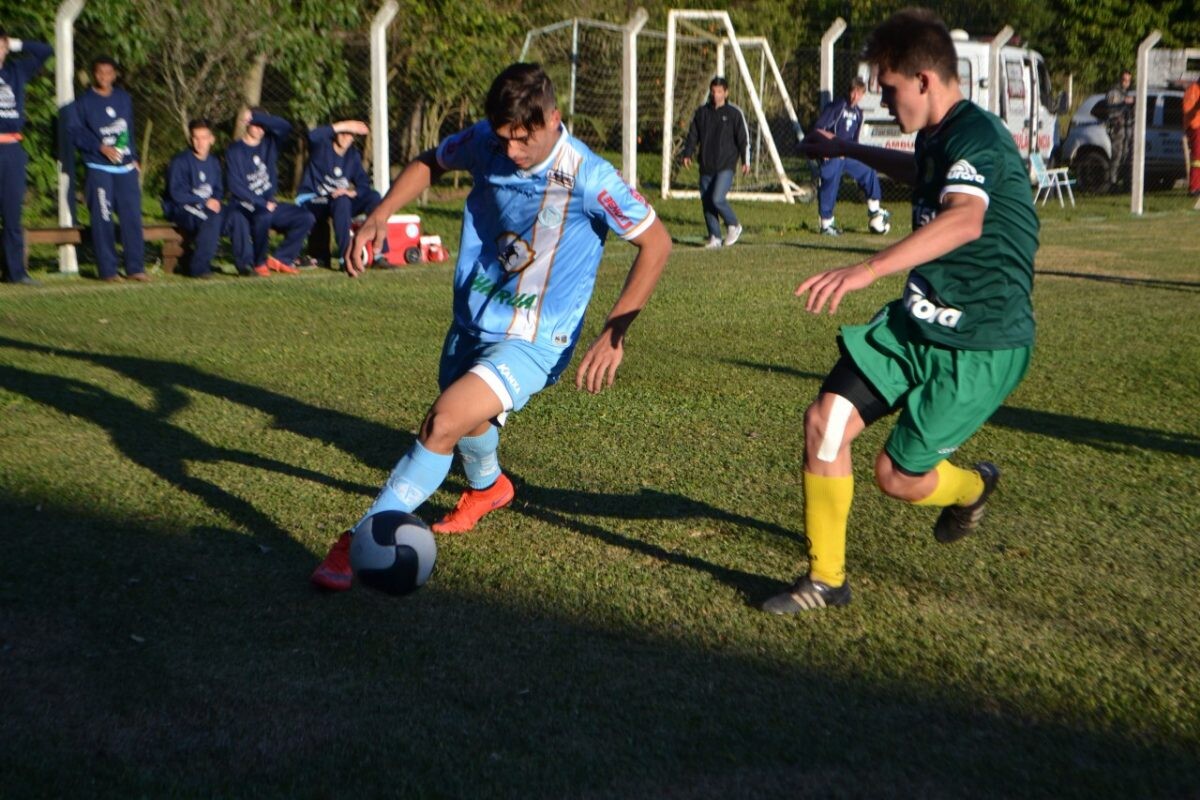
[313,63,672,591]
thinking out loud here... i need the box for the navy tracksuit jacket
[0,41,53,282]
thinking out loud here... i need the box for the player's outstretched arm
[576,218,672,394]
[345,149,444,276]
[795,191,985,314]
[802,129,916,184]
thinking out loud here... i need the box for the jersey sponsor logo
[333,166,343,177]
[538,206,564,228]
[471,273,539,310]
[628,184,649,207]
[598,190,633,230]
[913,202,938,229]
[903,276,962,329]
[547,168,575,189]
[496,232,535,275]
[946,159,985,185]
[106,106,116,118]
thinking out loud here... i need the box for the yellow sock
[804,472,854,587]
[913,461,984,507]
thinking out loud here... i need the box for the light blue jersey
[436,121,656,350]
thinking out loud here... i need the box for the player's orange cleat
[252,264,271,277]
[432,473,515,534]
[267,256,299,275]
[311,530,353,591]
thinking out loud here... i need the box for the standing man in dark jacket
[812,77,890,236]
[0,28,52,285]
[296,119,382,269]
[681,76,750,249]
[1104,69,1134,190]
[225,108,315,276]
[69,56,147,282]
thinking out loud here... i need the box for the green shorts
[839,301,1032,474]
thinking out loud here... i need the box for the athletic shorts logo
[496,232,535,274]
[945,159,985,185]
[598,190,633,230]
[497,363,522,395]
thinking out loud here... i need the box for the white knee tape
[817,395,854,463]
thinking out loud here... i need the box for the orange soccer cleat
[266,256,299,275]
[310,530,353,591]
[432,473,515,534]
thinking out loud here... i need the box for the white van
[853,30,1060,163]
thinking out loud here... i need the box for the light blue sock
[360,441,453,524]
[457,426,501,490]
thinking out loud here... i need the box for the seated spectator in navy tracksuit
[69,56,147,281]
[225,108,314,276]
[0,30,53,286]
[812,76,889,237]
[161,118,252,278]
[296,120,384,269]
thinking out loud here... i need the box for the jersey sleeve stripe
[940,184,990,208]
[620,207,657,241]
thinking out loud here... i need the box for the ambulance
[854,29,1062,163]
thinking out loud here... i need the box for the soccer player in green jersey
[763,8,1039,613]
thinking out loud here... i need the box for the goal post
[661,9,805,203]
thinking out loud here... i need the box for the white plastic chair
[1031,153,1076,207]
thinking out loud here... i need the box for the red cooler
[386,214,423,265]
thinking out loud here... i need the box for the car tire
[1073,150,1110,194]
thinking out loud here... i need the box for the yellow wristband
[863,261,878,278]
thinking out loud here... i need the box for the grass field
[2,193,1199,798]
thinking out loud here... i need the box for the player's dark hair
[91,55,117,73]
[0,27,8,40]
[849,76,867,92]
[710,76,728,88]
[485,63,557,132]
[188,118,213,134]
[863,8,957,82]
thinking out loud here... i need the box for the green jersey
[906,100,1039,350]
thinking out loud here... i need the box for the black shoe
[762,575,851,614]
[934,462,999,543]
[9,276,40,286]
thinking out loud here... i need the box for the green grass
[2,194,1198,798]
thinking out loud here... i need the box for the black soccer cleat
[762,575,851,614]
[933,461,1000,544]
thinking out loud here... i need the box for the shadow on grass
[728,355,1200,460]
[508,477,803,604]
[0,495,1196,798]
[0,335,416,535]
[1037,269,1200,292]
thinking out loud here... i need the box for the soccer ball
[868,209,892,235]
[350,511,437,596]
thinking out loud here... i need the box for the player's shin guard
[457,426,501,490]
[912,460,984,507]
[804,472,854,588]
[362,441,453,521]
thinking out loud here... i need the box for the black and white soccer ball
[350,511,437,596]
[868,209,892,235]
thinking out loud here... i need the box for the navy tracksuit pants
[0,143,30,282]
[168,205,229,277]
[817,157,881,221]
[302,191,382,264]
[86,167,145,279]
[236,202,315,267]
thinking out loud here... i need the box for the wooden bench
[25,223,185,274]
